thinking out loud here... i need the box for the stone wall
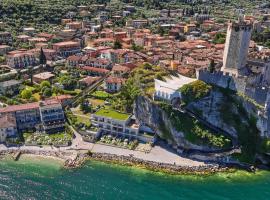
[196,68,247,93]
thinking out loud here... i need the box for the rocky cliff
[134,96,225,151]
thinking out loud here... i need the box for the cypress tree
[39,48,47,65]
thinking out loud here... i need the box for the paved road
[70,127,206,167]
[0,128,206,167]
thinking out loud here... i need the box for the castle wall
[197,69,270,138]
[196,69,247,93]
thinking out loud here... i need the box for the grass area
[76,115,91,127]
[94,109,130,121]
[159,102,231,148]
[91,91,112,100]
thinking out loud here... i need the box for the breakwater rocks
[0,149,253,174]
[64,154,86,169]
[87,152,231,175]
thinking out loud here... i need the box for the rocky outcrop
[134,96,221,151]
[186,90,239,139]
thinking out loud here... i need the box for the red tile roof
[82,66,110,74]
[0,102,39,113]
[106,76,126,84]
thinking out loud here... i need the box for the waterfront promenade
[0,129,206,168]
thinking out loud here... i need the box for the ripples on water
[0,157,270,200]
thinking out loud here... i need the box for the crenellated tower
[221,19,253,76]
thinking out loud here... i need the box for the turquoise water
[0,156,270,200]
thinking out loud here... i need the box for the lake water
[0,156,270,200]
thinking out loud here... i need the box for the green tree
[180,80,212,104]
[213,33,226,44]
[113,40,122,49]
[208,59,215,73]
[39,48,47,65]
[43,87,52,97]
[21,89,32,99]
[40,81,51,89]
[118,78,141,112]
[157,25,165,36]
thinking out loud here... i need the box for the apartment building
[39,100,66,134]
[0,114,17,143]
[0,32,12,45]
[7,51,37,68]
[91,109,154,143]
[0,100,65,134]
[53,41,81,57]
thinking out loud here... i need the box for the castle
[196,18,270,137]
[221,19,252,77]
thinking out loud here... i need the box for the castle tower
[221,19,253,76]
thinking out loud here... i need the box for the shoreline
[0,149,237,175]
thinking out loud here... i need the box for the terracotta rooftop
[0,102,39,113]
[106,76,126,84]
[82,66,110,74]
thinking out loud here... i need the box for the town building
[0,102,41,132]
[105,76,126,93]
[79,76,101,88]
[39,100,66,134]
[7,51,37,68]
[0,65,17,82]
[127,20,148,28]
[33,72,55,84]
[53,41,81,57]
[66,21,83,30]
[0,100,66,134]
[0,114,17,143]
[0,32,12,45]
[154,74,196,102]
[91,109,155,143]
[0,80,21,96]
[0,45,12,56]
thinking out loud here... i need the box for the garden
[98,135,139,150]
[23,131,73,146]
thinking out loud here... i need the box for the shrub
[20,89,32,99]
[180,80,212,104]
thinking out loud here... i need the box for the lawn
[94,109,130,121]
[76,115,91,126]
[91,91,111,100]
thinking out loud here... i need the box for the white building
[154,74,196,102]
[91,109,155,143]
